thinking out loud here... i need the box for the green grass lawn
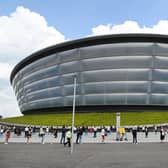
[0,112,168,126]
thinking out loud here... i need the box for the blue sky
[1,0,168,117]
[1,0,168,39]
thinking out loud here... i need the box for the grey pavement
[0,131,167,144]
[1,143,168,168]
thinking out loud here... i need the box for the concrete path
[0,143,168,168]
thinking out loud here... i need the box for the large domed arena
[10,34,168,115]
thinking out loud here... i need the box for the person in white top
[101,127,105,143]
[46,127,49,135]
[39,127,46,144]
[24,127,29,138]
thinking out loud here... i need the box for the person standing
[79,127,83,144]
[24,126,29,138]
[160,127,165,143]
[26,127,32,144]
[60,126,66,144]
[39,127,46,144]
[84,126,88,136]
[64,129,72,147]
[101,127,105,143]
[76,127,80,144]
[121,127,126,141]
[0,126,4,137]
[132,127,138,144]
[142,126,145,132]
[145,127,149,138]
[46,126,49,135]
[4,128,11,144]
[93,127,97,138]
[53,127,58,138]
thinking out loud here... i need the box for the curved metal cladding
[10,34,168,114]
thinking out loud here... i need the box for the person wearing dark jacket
[60,126,66,144]
[132,127,138,144]
[76,127,83,144]
[145,127,149,138]
[160,127,165,143]
[53,127,58,138]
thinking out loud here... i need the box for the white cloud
[0,6,66,118]
[0,63,13,79]
[0,86,21,118]
[91,20,168,35]
[0,6,65,64]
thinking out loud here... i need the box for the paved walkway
[0,131,167,144]
[1,143,168,168]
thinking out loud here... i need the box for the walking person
[60,126,66,144]
[132,127,138,144]
[64,129,72,147]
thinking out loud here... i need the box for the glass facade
[11,40,168,114]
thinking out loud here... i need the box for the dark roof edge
[10,33,168,84]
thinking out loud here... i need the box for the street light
[71,74,77,154]
[116,112,121,140]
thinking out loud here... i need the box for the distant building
[10,34,168,115]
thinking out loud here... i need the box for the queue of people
[0,124,168,145]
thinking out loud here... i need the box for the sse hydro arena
[10,34,168,115]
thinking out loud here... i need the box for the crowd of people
[0,124,168,145]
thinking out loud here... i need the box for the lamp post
[71,75,77,154]
[116,112,121,140]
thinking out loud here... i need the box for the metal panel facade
[11,36,168,114]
